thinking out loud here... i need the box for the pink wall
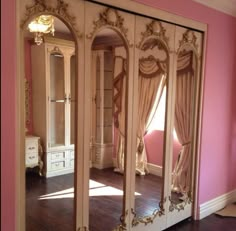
[144,131,182,168]
[134,0,236,204]
[1,0,16,230]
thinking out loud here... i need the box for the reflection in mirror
[134,37,168,219]
[49,51,65,147]
[171,46,197,205]
[24,15,76,230]
[89,28,127,231]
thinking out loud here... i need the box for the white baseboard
[199,189,236,219]
[147,163,163,177]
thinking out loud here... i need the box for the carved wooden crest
[137,20,169,50]
[86,8,132,47]
[179,29,198,51]
[21,0,82,38]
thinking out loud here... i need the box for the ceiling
[193,0,236,17]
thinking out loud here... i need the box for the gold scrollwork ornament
[168,192,193,212]
[25,79,30,129]
[131,197,166,227]
[179,29,198,52]
[137,20,169,50]
[86,8,133,47]
[113,210,128,231]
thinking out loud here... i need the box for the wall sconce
[28,15,55,45]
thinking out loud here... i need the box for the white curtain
[172,51,195,195]
[113,53,167,175]
[136,57,166,175]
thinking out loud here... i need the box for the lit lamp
[28,15,55,45]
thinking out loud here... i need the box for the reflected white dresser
[25,135,43,175]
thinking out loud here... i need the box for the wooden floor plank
[26,168,236,231]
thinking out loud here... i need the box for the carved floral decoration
[86,8,132,47]
[179,29,198,52]
[131,197,166,226]
[21,0,82,38]
[137,20,169,50]
[168,192,193,212]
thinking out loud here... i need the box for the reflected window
[146,86,166,133]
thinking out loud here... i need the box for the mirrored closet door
[19,1,204,231]
[130,16,176,231]
[23,13,78,230]
[84,2,136,230]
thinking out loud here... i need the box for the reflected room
[24,15,76,231]
[89,28,128,231]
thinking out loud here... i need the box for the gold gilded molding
[21,0,82,38]
[112,210,128,231]
[131,198,166,227]
[137,20,169,50]
[168,193,192,212]
[179,29,198,52]
[86,8,133,47]
[25,79,30,127]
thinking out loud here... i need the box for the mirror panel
[171,44,198,206]
[134,36,168,217]
[89,28,127,231]
[24,15,76,231]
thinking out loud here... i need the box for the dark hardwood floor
[165,215,236,231]
[26,168,236,231]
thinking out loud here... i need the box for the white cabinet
[31,37,75,177]
[91,50,114,169]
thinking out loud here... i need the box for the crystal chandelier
[28,15,55,45]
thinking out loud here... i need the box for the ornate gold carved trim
[25,79,30,127]
[136,20,169,50]
[86,8,133,47]
[112,210,128,231]
[131,197,166,227]
[21,0,82,38]
[179,29,198,52]
[168,193,193,212]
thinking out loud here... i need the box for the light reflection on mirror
[38,180,141,200]
[24,15,76,231]
[89,28,128,231]
[134,37,168,219]
[171,45,197,204]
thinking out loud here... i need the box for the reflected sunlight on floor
[38,179,141,200]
